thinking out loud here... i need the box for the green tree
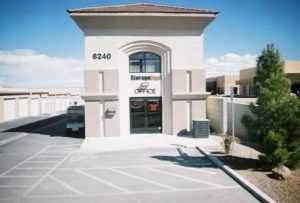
[242,44,300,168]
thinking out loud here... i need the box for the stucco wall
[284,61,300,74]
[172,69,207,135]
[104,101,120,137]
[85,101,103,137]
[85,35,204,71]
[80,15,207,71]
[207,96,227,134]
[227,102,253,138]
[207,96,255,138]
[84,69,119,138]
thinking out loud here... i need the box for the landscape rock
[272,165,292,180]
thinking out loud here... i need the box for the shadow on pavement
[5,114,84,139]
[210,152,261,170]
[151,148,218,169]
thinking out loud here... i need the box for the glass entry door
[130,97,162,133]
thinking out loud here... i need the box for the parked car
[65,105,84,136]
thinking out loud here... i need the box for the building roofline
[67,3,219,16]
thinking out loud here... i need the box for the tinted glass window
[129,52,161,73]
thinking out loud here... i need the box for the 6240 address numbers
[92,53,111,60]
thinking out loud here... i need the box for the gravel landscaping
[208,136,300,203]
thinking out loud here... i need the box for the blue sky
[0,0,299,87]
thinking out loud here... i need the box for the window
[129,52,161,73]
[217,87,224,95]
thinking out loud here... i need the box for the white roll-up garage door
[31,98,40,116]
[63,98,68,110]
[60,98,64,111]
[41,98,48,114]
[18,97,29,118]
[3,98,17,121]
[55,98,60,112]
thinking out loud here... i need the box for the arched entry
[129,51,162,133]
[119,40,173,135]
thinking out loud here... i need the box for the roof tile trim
[67,3,219,15]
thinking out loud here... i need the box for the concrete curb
[196,146,276,203]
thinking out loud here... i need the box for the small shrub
[287,148,300,169]
[222,133,240,154]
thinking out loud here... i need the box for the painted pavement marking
[0,145,50,177]
[146,167,228,188]
[109,164,217,175]
[0,185,30,188]
[0,133,29,146]
[49,175,83,195]
[165,164,217,175]
[25,161,58,163]
[24,185,241,199]
[109,168,177,191]
[75,169,131,193]
[22,149,75,197]
[16,167,53,170]
[0,175,42,178]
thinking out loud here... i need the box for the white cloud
[0,49,84,87]
[0,49,258,87]
[204,53,258,77]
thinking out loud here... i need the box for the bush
[242,44,300,169]
[222,133,240,154]
[258,131,288,168]
[288,149,300,169]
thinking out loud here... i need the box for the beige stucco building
[206,75,239,96]
[68,3,218,140]
[238,61,300,96]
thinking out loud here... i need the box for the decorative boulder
[272,165,292,180]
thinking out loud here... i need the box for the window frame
[129,52,161,73]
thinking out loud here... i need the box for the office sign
[129,73,161,96]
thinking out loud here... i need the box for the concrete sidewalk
[80,134,221,153]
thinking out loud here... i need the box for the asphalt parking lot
[0,117,260,203]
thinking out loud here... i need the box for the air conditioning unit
[192,119,210,138]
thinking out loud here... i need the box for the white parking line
[110,168,177,191]
[48,144,81,147]
[43,151,72,153]
[57,164,174,170]
[25,185,241,199]
[75,169,131,193]
[56,163,214,171]
[0,145,50,177]
[23,150,74,197]
[146,167,225,188]
[46,147,75,150]
[0,185,29,188]
[25,161,58,163]
[1,175,42,178]
[35,155,65,158]
[165,165,217,175]
[0,133,29,146]
[16,168,53,170]
[49,175,83,195]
